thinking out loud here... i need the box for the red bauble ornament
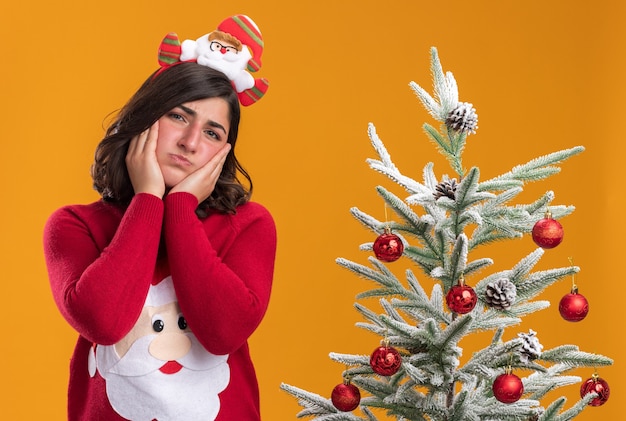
[559,287,589,322]
[492,372,524,404]
[532,211,564,249]
[373,229,404,262]
[580,375,610,406]
[370,345,402,376]
[446,283,478,314]
[331,381,361,412]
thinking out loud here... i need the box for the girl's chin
[162,175,185,189]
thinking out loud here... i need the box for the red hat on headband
[217,14,264,73]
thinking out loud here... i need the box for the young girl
[43,16,276,421]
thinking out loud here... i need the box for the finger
[205,143,231,177]
[214,142,232,163]
[215,143,231,170]
[142,121,159,152]
[127,128,148,157]
[203,145,231,189]
[127,134,139,157]
[197,143,231,172]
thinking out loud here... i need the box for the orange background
[1,1,623,419]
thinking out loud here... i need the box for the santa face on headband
[181,30,255,93]
[92,277,230,421]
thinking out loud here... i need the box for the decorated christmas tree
[280,47,613,420]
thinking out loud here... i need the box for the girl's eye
[169,112,185,122]
[204,129,220,140]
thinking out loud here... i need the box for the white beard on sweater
[96,334,230,421]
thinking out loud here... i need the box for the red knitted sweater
[44,192,276,420]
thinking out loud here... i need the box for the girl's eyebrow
[178,104,228,135]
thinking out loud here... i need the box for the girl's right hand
[125,122,165,198]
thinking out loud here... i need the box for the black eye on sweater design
[178,316,188,330]
[152,318,165,333]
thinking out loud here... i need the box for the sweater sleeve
[43,194,164,344]
[163,192,277,355]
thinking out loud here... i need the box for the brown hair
[208,30,243,51]
[91,62,251,215]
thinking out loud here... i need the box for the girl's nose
[178,128,200,152]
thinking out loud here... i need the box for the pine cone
[434,178,457,200]
[518,329,543,363]
[484,278,517,310]
[446,102,478,134]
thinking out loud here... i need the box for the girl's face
[155,97,231,188]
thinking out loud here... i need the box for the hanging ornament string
[373,203,404,262]
[559,257,589,322]
[384,204,389,230]
[569,257,576,290]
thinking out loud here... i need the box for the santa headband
[156,14,269,106]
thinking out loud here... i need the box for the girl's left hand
[169,143,232,203]
[126,122,165,198]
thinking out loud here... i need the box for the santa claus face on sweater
[93,277,230,421]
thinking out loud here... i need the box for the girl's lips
[170,154,192,166]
